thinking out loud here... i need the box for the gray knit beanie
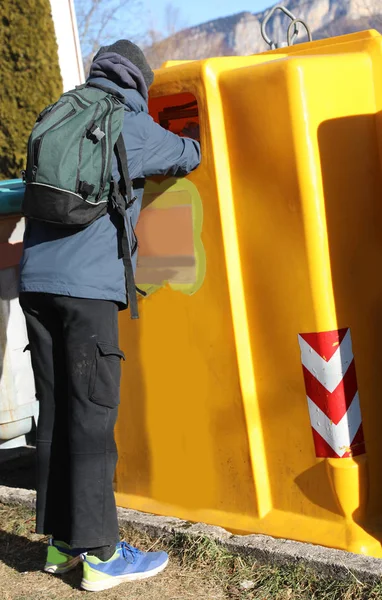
[94,40,154,89]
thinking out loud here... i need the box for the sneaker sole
[80,558,169,592]
[44,556,81,574]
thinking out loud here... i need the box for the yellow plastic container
[115,30,382,557]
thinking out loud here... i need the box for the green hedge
[0,0,62,179]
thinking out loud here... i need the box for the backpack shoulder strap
[113,134,140,319]
[115,134,133,204]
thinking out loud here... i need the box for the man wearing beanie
[19,40,201,591]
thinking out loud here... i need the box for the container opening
[149,92,200,142]
[137,94,203,294]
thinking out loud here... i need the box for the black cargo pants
[19,292,124,548]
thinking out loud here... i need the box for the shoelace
[120,542,141,563]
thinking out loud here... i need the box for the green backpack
[22,82,140,318]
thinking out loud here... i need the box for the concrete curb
[1,484,382,583]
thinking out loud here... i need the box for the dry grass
[1,503,382,600]
[0,504,224,600]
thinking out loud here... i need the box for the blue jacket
[19,74,201,307]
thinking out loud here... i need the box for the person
[19,40,201,592]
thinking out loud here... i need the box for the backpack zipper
[26,133,34,181]
[62,92,91,110]
[32,102,66,134]
[27,181,84,199]
[104,97,116,193]
[97,97,114,200]
[75,104,101,194]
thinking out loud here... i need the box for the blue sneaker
[44,539,87,574]
[81,541,169,591]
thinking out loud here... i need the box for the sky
[143,0,273,32]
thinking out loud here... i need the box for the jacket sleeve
[141,114,201,178]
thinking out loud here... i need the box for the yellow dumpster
[115,30,382,557]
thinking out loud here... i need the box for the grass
[1,503,382,599]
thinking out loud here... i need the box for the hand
[181,121,200,141]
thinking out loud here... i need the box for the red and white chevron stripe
[298,328,365,458]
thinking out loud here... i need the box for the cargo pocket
[89,341,125,408]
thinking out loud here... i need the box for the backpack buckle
[126,196,137,209]
[79,181,95,199]
[86,124,105,143]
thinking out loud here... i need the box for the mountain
[145,0,382,68]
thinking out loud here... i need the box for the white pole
[49,0,85,91]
